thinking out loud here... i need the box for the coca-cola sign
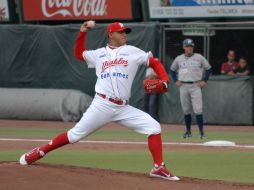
[22,0,132,21]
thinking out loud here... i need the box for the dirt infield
[1,162,254,190]
[0,120,254,190]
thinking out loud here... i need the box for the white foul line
[0,138,254,149]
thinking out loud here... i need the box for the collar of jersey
[184,53,194,58]
[107,44,118,49]
[107,44,126,49]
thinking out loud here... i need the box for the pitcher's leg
[148,134,163,166]
[67,108,111,143]
[19,98,113,165]
[19,132,70,165]
[115,106,161,164]
[115,105,161,135]
[115,106,179,180]
[41,132,69,154]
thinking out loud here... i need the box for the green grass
[162,130,254,144]
[0,128,64,138]
[1,127,254,144]
[1,126,254,184]
[1,150,254,184]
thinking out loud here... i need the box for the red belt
[96,93,128,105]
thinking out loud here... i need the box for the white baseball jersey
[83,45,152,100]
[67,45,160,143]
[171,53,211,82]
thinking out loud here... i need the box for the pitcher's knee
[67,127,89,144]
[147,119,161,135]
[67,130,81,143]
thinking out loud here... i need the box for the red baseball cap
[107,22,131,35]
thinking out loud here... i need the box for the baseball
[86,20,95,28]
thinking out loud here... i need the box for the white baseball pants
[67,94,161,143]
[180,83,203,115]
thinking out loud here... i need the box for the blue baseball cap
[183,38,194,47]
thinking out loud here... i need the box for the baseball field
[0,119,254,190]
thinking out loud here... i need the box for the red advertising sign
[22,0,133,21]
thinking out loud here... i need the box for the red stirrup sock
[148,134,163,166]
[40,132,70,154]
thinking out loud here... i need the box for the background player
[19,21,180,181]
[170,38,212,139]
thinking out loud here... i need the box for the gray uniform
[171,53,211,114]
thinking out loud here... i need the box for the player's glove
[143,79,168,94]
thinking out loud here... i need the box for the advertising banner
[0,0,9,22]
[149,0,254,19]
[22,0,133,21]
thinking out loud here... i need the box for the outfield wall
[160,76,254,125]
[0,23,160,109]
[0,88,92,122]
[0,24,253,124]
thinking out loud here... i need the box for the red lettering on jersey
[102,58,128,72]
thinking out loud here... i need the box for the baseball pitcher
[19,21,179,181]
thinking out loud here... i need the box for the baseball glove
[143,79,168,94]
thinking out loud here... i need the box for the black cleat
[183,131,192,139]
[200,132,206,139]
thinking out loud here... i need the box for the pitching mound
[1,162,253,190]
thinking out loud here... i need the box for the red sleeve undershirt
[148,57,169,82]
[74,31,87,61]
